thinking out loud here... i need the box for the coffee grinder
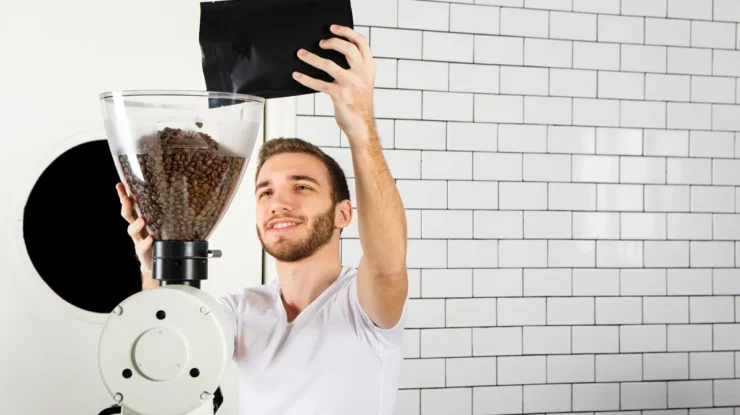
[96,90,264,415]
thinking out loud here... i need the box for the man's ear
[334,199,353,229]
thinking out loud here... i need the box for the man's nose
[269,192,293,213]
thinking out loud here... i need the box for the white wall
[0,1,264,414]
[295,0,740,413]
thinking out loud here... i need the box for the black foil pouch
[199,0,354,99]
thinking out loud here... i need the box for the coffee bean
[117,127,245,241]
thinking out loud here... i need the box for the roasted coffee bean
[117,127,244,241]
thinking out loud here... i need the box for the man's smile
[266,218,304,232]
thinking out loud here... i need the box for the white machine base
[98,284,234,415]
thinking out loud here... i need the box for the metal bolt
[200,392,211,401]
[114,393,123,403]
[200,306,210,315]
[113,306,123,316]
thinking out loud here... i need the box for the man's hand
[116,183,159,291]
[293,24,376,142]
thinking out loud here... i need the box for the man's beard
[257,205,336,262]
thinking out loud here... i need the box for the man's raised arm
[347,123,408,329]
[292,24,408,329]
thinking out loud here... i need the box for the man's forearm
[348,123,407,277]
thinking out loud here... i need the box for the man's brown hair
[255,137,351,205]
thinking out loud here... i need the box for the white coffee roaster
[0,1,295,414]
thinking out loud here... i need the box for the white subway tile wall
[300,1,740,413]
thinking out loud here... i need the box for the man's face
[254,152,346,262]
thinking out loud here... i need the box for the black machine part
[152,241,222,289]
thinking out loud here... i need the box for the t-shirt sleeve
[346,276,410,355]
[217,293,242,359]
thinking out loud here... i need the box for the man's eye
[260,190,272,198]
[297,185,309,190]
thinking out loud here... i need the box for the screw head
[114,393,123,402]
[113,306,123,316]
[200,392,210,401]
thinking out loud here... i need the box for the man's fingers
[117,183,137,223]
[127,217,146,242]
[118,182,153,262]
[293,71,336,95]
[115,183,128,199]
[120,198,135,223]
[319,37,362,68]
[330,25,372,60]
[297,49,345,80]
[120,194,137,224]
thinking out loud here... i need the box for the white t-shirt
[218,266,409,415]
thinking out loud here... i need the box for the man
[116,25,409,415]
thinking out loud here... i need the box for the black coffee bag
[199,0,354,99]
